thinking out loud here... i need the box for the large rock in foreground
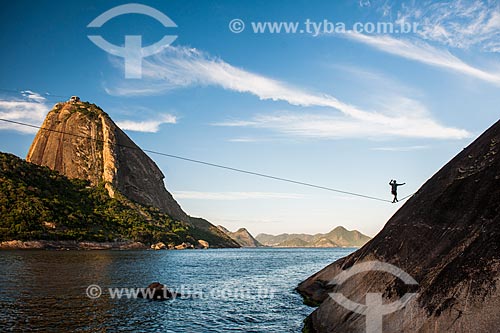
[297,120,500,332]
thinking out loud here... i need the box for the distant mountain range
[218,225,371,248]
[256,226,371,248]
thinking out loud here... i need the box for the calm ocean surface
[0,248,354,332]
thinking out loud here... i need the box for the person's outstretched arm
[397,182,406,186]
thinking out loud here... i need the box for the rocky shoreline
[0,240,212,250]
[0,240,148,250]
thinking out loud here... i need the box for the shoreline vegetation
[0,239,364,250]
[0,151,236,249]
[5,100,238,249]
[0,151,190,246]
[0,101,370,252]
[0,240,208,250]
[0,240,147,250]
[0,150,367,251]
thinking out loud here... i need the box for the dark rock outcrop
[138,282,180,300]
[297,120,500,332]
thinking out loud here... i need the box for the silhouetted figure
[389,179,405,203]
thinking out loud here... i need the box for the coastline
[264,245,361,249]
[0,240,148,250]
[0,240,361,250]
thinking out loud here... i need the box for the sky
[0,0,499,237]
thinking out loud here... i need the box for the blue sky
[1,0,499,237]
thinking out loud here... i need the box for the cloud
[106,46,348,108]
[0,91,176,134]
[0,93,49,134]
[228,137,265,143]
[115,114,176,133]
[106,46,469,140]
[347,32,500,85]
[395,0,500,52]
[371,145,429,151]
[215,112,469,140]
[359,0,371,8]
[173,191,304,200]
[21,90,47,102]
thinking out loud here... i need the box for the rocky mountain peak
[217,226,263,247]
[26,99,188,221]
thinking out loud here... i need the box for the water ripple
[0,248,354,332]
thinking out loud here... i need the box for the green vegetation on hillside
[188,217,240,248]
[0,152,195,245]
[52,101,108,120]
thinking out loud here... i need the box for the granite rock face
[27,100,188,221]
[297,120,500,332]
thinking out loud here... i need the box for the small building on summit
[69,96,80,103]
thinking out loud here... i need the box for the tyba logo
[328,261,418,333]
[87,3,177,79]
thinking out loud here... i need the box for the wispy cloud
[330,64,420,97]
[215,112,468,139]
[21,90,47,103]
[228,137,265,143]
[347,32,500,85]
[173,191,304,200]
[106,46,469,140]
[396,0,500,52]
[371,145,429,151]
[0,91,176,134]
[116,114,176,133]
[0,91,49,134]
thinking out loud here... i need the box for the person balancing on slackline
[389,179,405,203]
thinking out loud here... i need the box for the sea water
[0,248,354,332]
